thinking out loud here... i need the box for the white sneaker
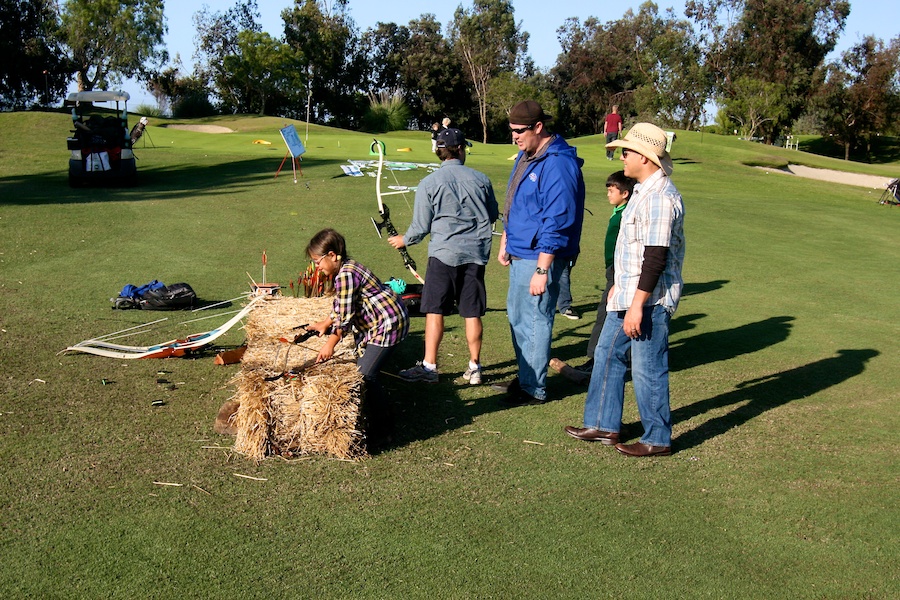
[462,365,482,385]
[399,362,438,383]
[560,307,580,320]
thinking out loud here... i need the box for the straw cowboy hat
[606,122,674,176]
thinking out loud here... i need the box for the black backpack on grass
[113,281,197,310]
[138,283,197,310]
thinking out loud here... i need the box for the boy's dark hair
[606,170,636,196]
[435,146,463,161]
[307,228,348,260]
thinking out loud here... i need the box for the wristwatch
[535,267,548,275]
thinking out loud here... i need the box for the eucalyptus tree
[553,2,706,135]
[362,21,410,96]
[449,0,528,143]
[282,0,366,127]
[816,36,900,160]
[687,0,850,142]
[553,16,624,135]
[629,4,711,129]
[399,15,473,129]
[192,0,261,105]
[221,30,304,116]
[60,0,167,92]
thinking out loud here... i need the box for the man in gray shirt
[389,128,499,384]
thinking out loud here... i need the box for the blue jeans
[555,261,575,312]
[582,305,672,446]
[506,258,564,400]
[605,132,618,159]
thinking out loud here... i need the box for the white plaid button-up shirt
[608,169,685,313]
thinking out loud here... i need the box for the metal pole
[305,88,311,143]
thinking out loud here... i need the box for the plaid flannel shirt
[608,169,685,313]
[332,260,409,348]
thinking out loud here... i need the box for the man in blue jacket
[496,100,585,404]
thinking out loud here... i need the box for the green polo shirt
[604,202,628,269]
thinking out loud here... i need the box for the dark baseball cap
[436,128,466,148]
[508,100,553,125]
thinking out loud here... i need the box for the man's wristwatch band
[535,267,548,275]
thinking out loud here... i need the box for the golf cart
[65,90,137,187]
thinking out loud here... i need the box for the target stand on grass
[275,124,305,182]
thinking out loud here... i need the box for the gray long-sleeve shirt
[403,159,499,267]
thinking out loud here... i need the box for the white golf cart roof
[66,91,130,103]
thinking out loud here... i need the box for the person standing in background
[604,105,623,160]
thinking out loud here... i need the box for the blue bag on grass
[112,280,196,310]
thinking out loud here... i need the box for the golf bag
[130,117,149,145]
[138,283,197,310]
[879,178,899,206]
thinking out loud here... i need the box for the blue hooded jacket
[504,135,585,260]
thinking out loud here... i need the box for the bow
[63,294,265,359]
[370,138,425,284]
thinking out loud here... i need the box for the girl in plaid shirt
[306,229,409,448]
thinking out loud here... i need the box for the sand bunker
[163,124,234,134]
[759,164,892,190]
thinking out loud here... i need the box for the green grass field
[1,111,897,598]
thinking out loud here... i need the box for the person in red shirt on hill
[604,105,623,160]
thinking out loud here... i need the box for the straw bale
[228,296,366,460]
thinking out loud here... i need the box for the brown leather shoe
[564,426,619,445]
[615,442,672,457]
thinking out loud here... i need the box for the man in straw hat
[494,100,585,405]
[564,123,685,456]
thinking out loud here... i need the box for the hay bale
[228,296,365,460]
[214,399,241,435]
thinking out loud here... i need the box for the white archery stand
[275,124,306,183]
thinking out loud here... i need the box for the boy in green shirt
[551,170,635,383]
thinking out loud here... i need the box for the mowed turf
[0,111,897,598]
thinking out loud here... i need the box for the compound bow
[370,138,425,284]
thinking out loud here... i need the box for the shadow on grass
[384,279,768,448]
[670,315,794,371]
[671,349,879,452]
[551,279,730,355]
[0,155,352,206]
[683,280,729,297]
[381,326,514,449]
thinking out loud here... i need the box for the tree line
[3,0,898,158]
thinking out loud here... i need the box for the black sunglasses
[509,124,535,134]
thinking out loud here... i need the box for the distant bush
[172,93,217,119]
[361,92,411,133]
[135,104,164,118]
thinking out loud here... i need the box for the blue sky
[122,0,896,108]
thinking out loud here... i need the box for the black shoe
[490,377,520,394]
[574,359,594,374]
[500,389,546,406]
